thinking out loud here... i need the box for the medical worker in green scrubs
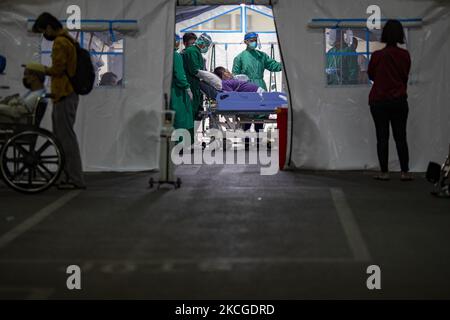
[182,33,212,121]
[232,32,283,136]
[171,34,194,140]
[232,32,282,91]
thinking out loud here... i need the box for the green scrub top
[326,46,359,85]
[182,45,204,119]
[232,48,282,91]
[171,50,193,130]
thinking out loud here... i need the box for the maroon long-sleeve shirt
[368,45,411,104]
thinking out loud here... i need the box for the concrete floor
[0,162,449,299]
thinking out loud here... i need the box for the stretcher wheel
[149,177,154,188]
[0,129,63,194]
[175,177,182,189]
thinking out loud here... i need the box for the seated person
[99,72,118,86]
[0,63,47,123]
[213,67,265,93]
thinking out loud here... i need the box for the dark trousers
[243,123,264,145]
[52,92,85,186]
[243,123,264,132]
[370,98,410,173]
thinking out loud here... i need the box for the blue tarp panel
[176,5,220,23]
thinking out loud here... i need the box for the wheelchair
[426,144,450,198]
[0,94,64,193]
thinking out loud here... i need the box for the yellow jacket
[46,30,77,102]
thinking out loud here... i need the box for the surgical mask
[248,41,257,50]
[22,78,31,89]
[327,35,336,47]
[200,46,209,54]
[43,33,56,41]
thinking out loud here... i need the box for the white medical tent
[0,0,449,171]
[175,5,284,92]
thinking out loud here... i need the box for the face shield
[344,29,354,47]
[326,29,337,47]
[195,33,212,54]
[175,34,181,50]
[244,32,261,50]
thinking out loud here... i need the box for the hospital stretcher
[199,81,288,148]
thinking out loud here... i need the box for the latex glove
[186,88,193,101]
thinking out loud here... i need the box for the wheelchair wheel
[0,128,64,194]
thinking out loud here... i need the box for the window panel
[189,10,241,31]
[246,8,276,32]
[40,31,124,88]
[325,27,408,86]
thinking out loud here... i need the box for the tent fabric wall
[1,0,449,172]
[179,0,450,171]
[175,5,284,92]
[273,0,450,170]
[0,0,175,171]
[177,1,273,5]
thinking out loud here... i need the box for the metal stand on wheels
[269,43,278,92]
[149,95,181,190]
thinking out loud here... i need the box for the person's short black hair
[213,67,226,80]
[381,19,405,45]
[183,32,197,44]
[34,70,46,83]
[32,12,63,33]
[99,72,118,86]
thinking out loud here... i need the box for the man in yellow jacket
[33,12,85,189]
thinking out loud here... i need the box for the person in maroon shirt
[368,19,413,181]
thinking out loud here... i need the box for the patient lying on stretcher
[0,64,47,124]
[213,67,265,93]
[196,67,265,100]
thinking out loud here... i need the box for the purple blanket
[221,79,260,93]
